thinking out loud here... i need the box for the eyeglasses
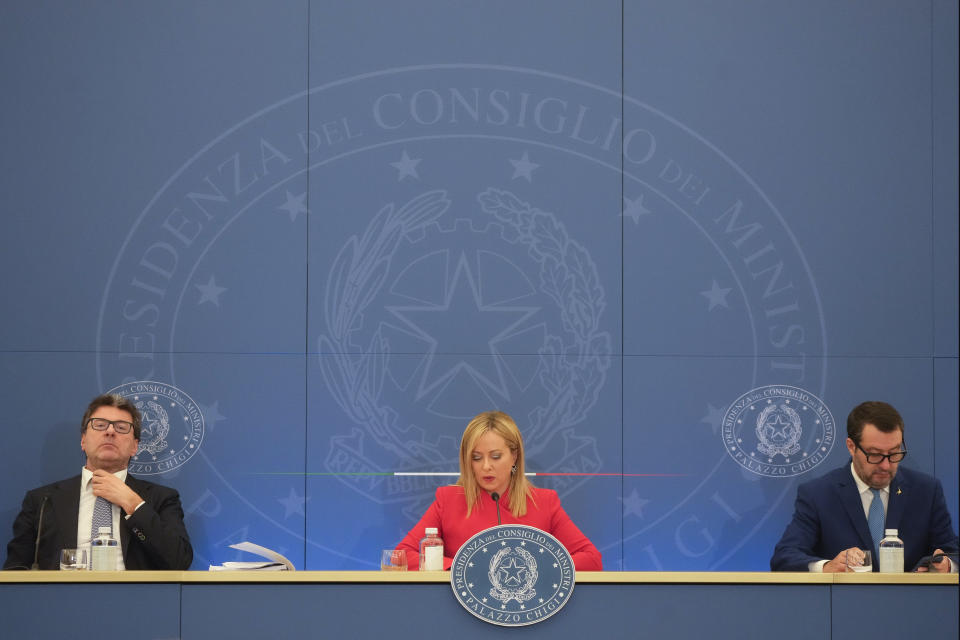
[855,441,906,464]
[85,418,134,434]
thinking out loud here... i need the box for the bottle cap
[98,526,112,535]
[884,529,898,536]
[425,527,438,535]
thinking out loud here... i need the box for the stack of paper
[208,541,295,571]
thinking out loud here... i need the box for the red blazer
[397,485,602,571]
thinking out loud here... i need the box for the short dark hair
[846,401,903,442]
[81,393,142,440]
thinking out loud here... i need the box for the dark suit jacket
[771,463,958,571]
[3,474,193,570]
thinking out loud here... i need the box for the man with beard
[771,401,957,572]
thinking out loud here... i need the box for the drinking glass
[845,548,872,572]
[60,548,88,571]
[380,549,407,571]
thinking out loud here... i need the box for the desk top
[1,570,956,584]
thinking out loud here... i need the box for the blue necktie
[90,495,113,568]
[867,488,885,556]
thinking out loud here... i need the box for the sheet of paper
[209,561,286,571]
[207,541,296,571]
[228,541,295,571]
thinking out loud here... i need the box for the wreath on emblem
[476,189,610,446]
[318,188,610,476]
[755,403,802,457]
[318,191,453,462]
[136,399,170,456]
[488,546,538,603]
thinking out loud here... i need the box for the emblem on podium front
[451,525,575,627]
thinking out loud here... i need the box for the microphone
[32,495,49,570]
[491,492,501,525]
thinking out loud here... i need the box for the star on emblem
[278,487,308,518]
[619,489,650,518]
[700,279,732,311]
[277,191,307,221]
[622,194,651,223]
[198,400,226,431]
[390,150,421,181]
[386,253,538,402]
[195,275,226,307]
[497,557,527,585]
[509,151,539,181]
[700,403,726,435]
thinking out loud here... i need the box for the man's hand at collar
[91,469,144,515]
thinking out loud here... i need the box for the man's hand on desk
[915,548,952,573]
[823,548,859,572]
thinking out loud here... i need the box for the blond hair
[456,411,535,516]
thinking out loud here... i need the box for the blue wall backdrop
[1,1,957,571]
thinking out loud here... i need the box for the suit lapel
[885,470,909,532]
[121,475,140,560]
[833,468,874,548]
[51,476,81,549]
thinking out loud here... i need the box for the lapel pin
[896,488,902,495]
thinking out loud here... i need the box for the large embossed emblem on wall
[95,64,826,568]
[318,186,611,517]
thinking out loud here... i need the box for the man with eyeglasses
[3,394,192,570]
[771,401,958,572]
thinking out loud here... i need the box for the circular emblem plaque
[722,385,836,477]
[107,380,205,475]
[450,524,575,627]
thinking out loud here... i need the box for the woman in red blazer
[396,411,602,571]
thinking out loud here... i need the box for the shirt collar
[81,466,128,489]
[849,462,887,496]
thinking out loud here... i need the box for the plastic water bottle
[91,526,118,571]
[419,527,444,571]
[878,528,904,573]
